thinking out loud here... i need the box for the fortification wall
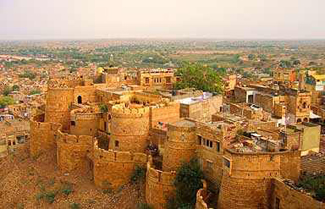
[30,114,61,157]
[93,141,148,189]
[56,130,94,172]
[146,159,176,209]
[45,87,74,130]
[218,174,272,209]
[218,150,301,209]
[270,178,324,209]
[163,121,197,171]
[110,107,150,152]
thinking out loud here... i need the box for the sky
[0,0,324,40]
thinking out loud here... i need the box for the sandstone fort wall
[146,159,176,209]
[163,122,197,171]
[30,114,61,157]
[270,178,325,209]
[93,140,148,189]
[110,107,150,152]
[45,87,74,130]
[56,130,94,172]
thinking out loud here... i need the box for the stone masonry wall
[30,114,61,157]
[163,121,197,171]
[270,178,324,209]
[218,150,301,209]
[45,87,74,130]
[56,130,94,172]
[110,107,150,152]
[93,140,148,189]
[146,159,176,209]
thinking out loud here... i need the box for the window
[77,95,82,104]
[216,142,220,152]
[145,77,149,84]
[104,122,107,132]
[115,140,119,148]
[197,135,202,145]
[71,121,76,126]
[8,141,11,146]
[224,158,231,168]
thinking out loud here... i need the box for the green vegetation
[130,165,146,184]
[99,104,108,113]
[2,85,12,96]
[29,89,41,95]
[70,202,80,209]
[19,70,36,80]
[167,158,203,209]
[0,96,15,108]
[175,63,223,93]
[12,85,20,91]
[61,182,73,195]
[138,202,154,209]
[36,191,56,204]
[102,180,113,194]
[298,175,325,201]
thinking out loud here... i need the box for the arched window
[77,95,82,104]
[302,102,307,109]
[297,118,302,123]
[303,118,308,122]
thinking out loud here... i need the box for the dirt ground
[0,143,145,209]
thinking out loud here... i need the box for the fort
[28,71,324,209]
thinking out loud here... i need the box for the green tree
[175,63,223,93]
[248,54,255,60]
[2,86,12,96]
[167,158,203,209]
[0,96,15,108]
[12,85,20,91]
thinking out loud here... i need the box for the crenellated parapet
[146,156,176,209]
[111,105,150,118]
[56,129,95,172]
[93,140,148,189]
[110,105,150,152]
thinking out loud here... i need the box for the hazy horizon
[1,0,324,40]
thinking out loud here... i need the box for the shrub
[29,89,41,95]
[167,158,203,209]
[137,202,154,209]
[298,175,325,201]
[131,165,146,184]
[36,191,56,204]
[99,104,108,113]
[61,182,73,195]
[70,202,80,209]
[102,180,113,194]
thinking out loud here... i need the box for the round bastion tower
[110,105,150,152]
[162,120,197,172]
[45,87,74,130]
